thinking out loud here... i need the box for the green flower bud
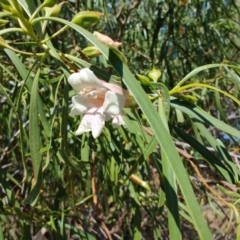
[136,74,151,86]
[43,0,57,8]
[71,11,104,29]
[148,68,161,82]
[82,46,102,58]
[44,3,63,17]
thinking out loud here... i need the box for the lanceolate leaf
[170,97,240,139]
[172,124,235,183]
[172,63,240,89]
[27,67,43,205]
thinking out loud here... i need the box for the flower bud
[43,0,56,8]
[136,74,151,86]
[93,31,122,48]
[44,3,63,17]
[82,46,102,58]
[71,11,104,29]
[148,68,161,82]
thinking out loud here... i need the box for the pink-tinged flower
[68,68,129,138]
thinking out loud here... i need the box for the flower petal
[68,68,105,92]
[69,95,92,115]
[102,91,125,115]
[75,108,105,138]
[100,81,129,96]
[112,115,125,128]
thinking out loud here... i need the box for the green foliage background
[0,0,240,239]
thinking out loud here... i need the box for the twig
[91,152,97,206]
[116,0,141,39]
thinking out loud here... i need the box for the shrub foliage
[0,0,240,239]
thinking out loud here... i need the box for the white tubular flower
[68,68,128,138]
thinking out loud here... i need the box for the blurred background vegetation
[0,0,240,239]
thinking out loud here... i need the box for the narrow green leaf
[224,67,240,97]
[162,150,181,240]
[0,83,16,110]
[132,201,142,240]
[216,184,240,198]
[160,95,181,240]
[4,49,32,89]
[193,121,238,182]
[173,63,239,88]
[38,96,51,138]
[126,135,158,180]
[171,97,240,139]
[27,68,42,205]
[214,79,228,123]
[0,11,13,18]
[172,124,234,183]
[216,139,240,181]
[0,222,3,240]
[64,224,96,240]
[18,0,33,16]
